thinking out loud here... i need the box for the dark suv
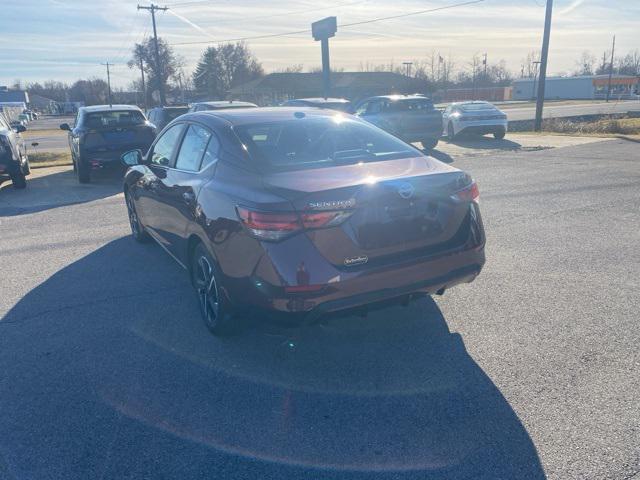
[147,106,189,135]
[0,114,29,189]
[60,105,155,183]
[353,95,443,150]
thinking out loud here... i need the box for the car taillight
[452,182,480,203]
[237,207,353,241]
[237,208,302,241]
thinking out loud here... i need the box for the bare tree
[574,51,596,75]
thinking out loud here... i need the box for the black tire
[447,122,456,141]
[421,138,439,150]
[125,190,151,243]
[493,130,506,140]
[77,157,91,183]
[22,157,30,176]
[10,170,26,189]
[191,243,238,336]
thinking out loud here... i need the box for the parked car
[121,107,485,335]
[147,106,189,135]
[353,94,442,150]
[17,113,30,124]
[281,97,352,112]
[188,101,257,113]
[60,105,155,183]
[10,120,28,130]
[442,101,508,140]
[0,114,29,189]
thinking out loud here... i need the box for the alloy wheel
[195,255,220,330]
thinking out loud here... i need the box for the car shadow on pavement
[448,135,523,151]
[428,149,455,163]
[0,237,546,480]
[0,167,123,217]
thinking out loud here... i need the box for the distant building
[0,87,29,104]
[438,86,512,103]
[227,72,429,105]
[512,75,639,101]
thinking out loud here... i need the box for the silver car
[442,101,508,140]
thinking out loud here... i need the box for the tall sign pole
[101,62,113,107]
[138,3,168,107]
[534,0,553,132]
[312,17,337,100]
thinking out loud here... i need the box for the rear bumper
[401,126,443,143]
[225,207,486,320]
[457,120,508,136]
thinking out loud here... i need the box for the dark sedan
[121,108,485,335]
[61,105,155,183]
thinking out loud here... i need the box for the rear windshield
[85,110,145,129]
[387,98,434,112]
[165,108,189,121]
[234,116,418,172]
[460,103,495,111]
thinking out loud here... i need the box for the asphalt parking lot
[0,138,639,479]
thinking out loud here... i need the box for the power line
[169,0,485,47]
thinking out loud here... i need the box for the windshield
[387,98,434,112]
[85,110,145,128]
[235,116,419,171]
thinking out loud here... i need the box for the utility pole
[531,60,541,101]
[403,62,413,93]
[138,3,168,107]
[606,35,616,103]
[534,0,553,132]
[101,62,113,107]
[139,56,147,111]
[483,53,488,83]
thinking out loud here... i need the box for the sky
[0,0,638,88]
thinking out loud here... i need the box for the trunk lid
[262,156,473,266]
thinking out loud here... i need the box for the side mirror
[59,123,71,131]
[121,149,143,167]
[15,125,27,133]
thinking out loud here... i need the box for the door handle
[182,191,196,205]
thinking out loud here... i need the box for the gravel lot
[0,138,638,480]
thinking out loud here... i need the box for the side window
[151,124,183,166]
[354,102,368,116]
[367,100,383,115]
[175,124,212,172]
[74,111,81,127]
[200,133,220,171]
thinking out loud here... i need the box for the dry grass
[29,151,72,168]
[23,129,66,138]
[541,117,640,135]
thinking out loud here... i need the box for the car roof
[194,101,257,108]
[188,107,349,126]
[289,98,350,104]
[151,105,189,110]
[81,104,143,113]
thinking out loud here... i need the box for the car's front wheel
[191,243,237,336]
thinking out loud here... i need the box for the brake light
[237,207,353,241]
[237,208,301,241]
[452,182,480,203]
